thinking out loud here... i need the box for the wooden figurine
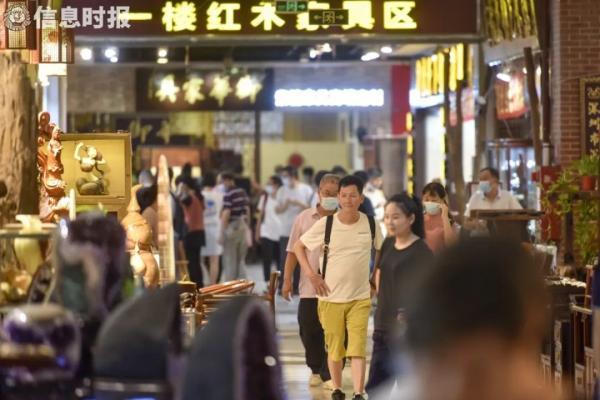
[121,185,159,288]
[157,155,176,285]
[36,112,69,223]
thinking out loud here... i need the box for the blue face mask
[321,197,339,211]
[479,181,492,194]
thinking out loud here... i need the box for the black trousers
[279,237,300,293]
[366,330,395,396]
[298,298,330,381]
[184,230,205,288]
[260,238,281,282]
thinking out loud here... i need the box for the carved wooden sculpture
[121,185,159,288]
[156,155,175,286]
[37,112,69,222]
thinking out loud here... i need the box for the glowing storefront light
[275,88,384,107]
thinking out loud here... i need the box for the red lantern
[288,153,304,169]
[0,0,37,50]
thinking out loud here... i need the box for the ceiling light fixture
[380,45,393,54]
[158,47,168,58]
[79,47,93,61]
[361,51,380,62]
[110,56,118,63]
[157,57,168,64]
[496,72,511,82]
[104,47,118,59]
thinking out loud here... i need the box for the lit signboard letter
[183,77,205,104]
[274,89,385,107]
[206,1,241,31]
[342,1,374,30]
[210,75,233,107]
[156,74,180,103]
[296,1,330,31]
[162,1,197,32]
[236,75,262,103]
[251,3,285,31]
[384,1,417,30]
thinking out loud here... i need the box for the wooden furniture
[471,209,543,241]
[570,295,593,399]
[195,271,280,328]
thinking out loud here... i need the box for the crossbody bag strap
[367,215,376,249]
[321,215,334,279]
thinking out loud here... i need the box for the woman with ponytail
[422,182,459,253]
[366,193,434,397]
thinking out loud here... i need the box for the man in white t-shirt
[464,167,522,235]
[276,166,312,292]
[295,175,383,400]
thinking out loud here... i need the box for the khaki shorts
[317,298,371,362]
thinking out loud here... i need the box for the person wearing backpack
[281,173,340,391]
[294,175,383,400]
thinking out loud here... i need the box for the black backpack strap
[321,215,334,279]
[367,215,376,249]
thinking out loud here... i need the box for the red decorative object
[581,176,597,192]
[391,65,411,135]
[288,153,304,168]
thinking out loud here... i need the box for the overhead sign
[274,88,384,107]
[276,1,309,13]
[62,0,478,38]
[136,68,274,112]
[308,9,349,26]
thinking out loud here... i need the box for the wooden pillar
[0,52,38,225]
[254,110,261,183]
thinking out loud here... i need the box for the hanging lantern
[30,8,74,64]
[0,0,37,50]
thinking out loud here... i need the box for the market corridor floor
[246,263,374,399]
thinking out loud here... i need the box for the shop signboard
[580,76,600,155]
[61,0,478,38]
[136,68,275,112]
[494,71,528,120]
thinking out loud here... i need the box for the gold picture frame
[580,76,600,155]
[60,133,132,219]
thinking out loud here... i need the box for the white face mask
[423,201,441,215]
[265,185,274,195]
[321,197,339,211]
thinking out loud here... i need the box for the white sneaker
[309,374,322,387]
[322,380,335,391]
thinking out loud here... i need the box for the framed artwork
[60,133,132,219]
[580,76,600,155]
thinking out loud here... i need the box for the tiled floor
[247,263,373,400]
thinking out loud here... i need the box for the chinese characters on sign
[62,0,478,37]
[580,77,600,155]
[415,44,471,98]
[27,5,130,30]
[137,69,274,112]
